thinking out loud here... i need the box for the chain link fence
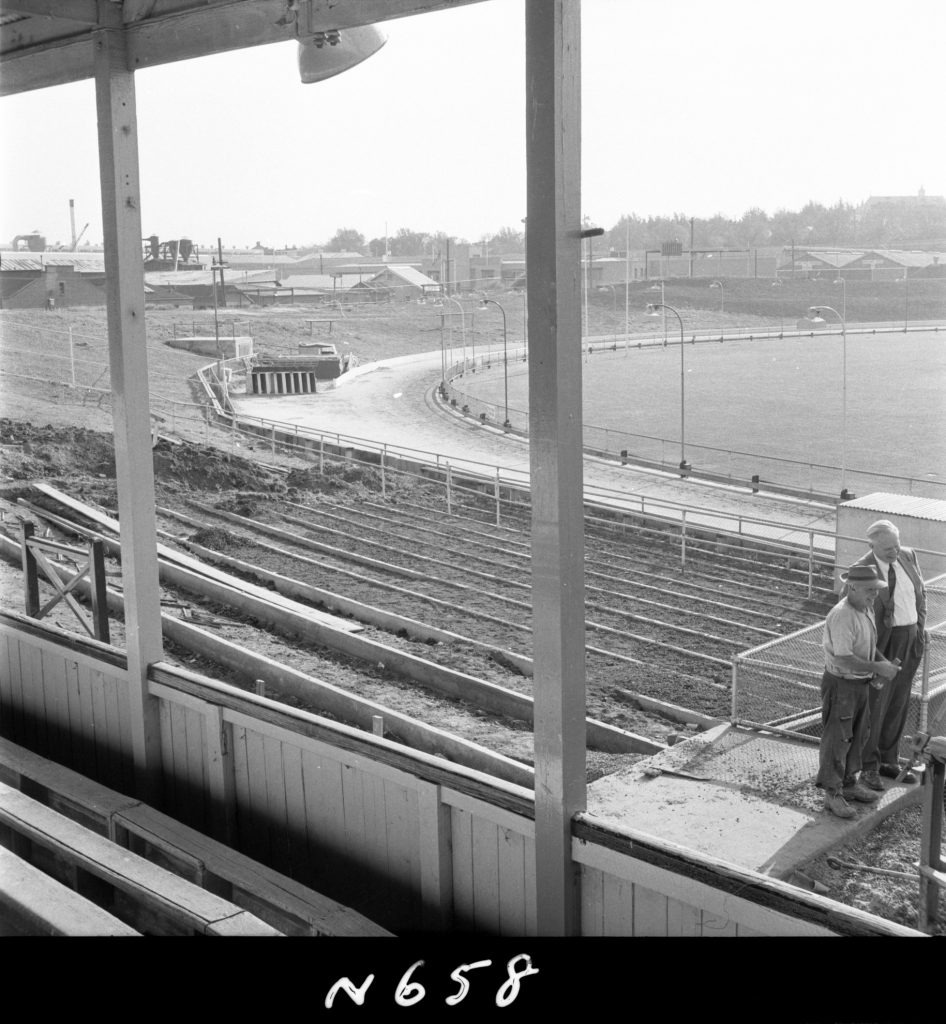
[733,572,946,757]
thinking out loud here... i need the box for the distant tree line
[314,199,945,257]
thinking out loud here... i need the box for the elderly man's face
[847,582,880,611]
[870,529,901,563]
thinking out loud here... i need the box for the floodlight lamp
[648,283,662,291]
[710,280,722,288]
[646,304,660,316]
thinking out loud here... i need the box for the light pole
[833,277,846,321]
[898,273,909,330]
[649,281,666,343]
[709,279,724,314]
[439,311,446,397]
[646,302,690,474]
[444,294,468,368]
[771,279,783,333]
[808,304,849,497]
[481,297,510,430]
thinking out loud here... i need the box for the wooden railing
[0,610,924,937]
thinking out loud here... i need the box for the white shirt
[875,556,918,627]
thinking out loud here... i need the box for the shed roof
[0,252,107,273]
[374,264,440,287]
[841,493,946,523]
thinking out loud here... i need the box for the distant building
[0,252,107,308]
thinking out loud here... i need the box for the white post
[445,461,452,515]
[94,16,163,800]
[69,326,76,387]
[495,468,501,527]
[807,531,815,599]
[381,446,387,498]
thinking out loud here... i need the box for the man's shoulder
[851,551,876,568]
[826,598,857,623]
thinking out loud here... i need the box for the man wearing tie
[847,519,928,789]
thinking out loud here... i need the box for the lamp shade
[298,24,386,84]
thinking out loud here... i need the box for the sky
[1,0,944,251]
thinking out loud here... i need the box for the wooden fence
[0,610,923,937]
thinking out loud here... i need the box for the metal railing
[444,324,946,501]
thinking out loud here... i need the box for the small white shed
[835,492,946,590]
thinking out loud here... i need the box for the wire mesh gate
[732,572,946,760]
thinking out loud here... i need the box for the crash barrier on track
[443,328,946,502]
[732,573,946,760]
[0,610,923,936]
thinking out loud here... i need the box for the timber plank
[89,669,110,785]
[230,724,255,857]
[300,749,346,887]
[62,658,84,775]
[116,680,135,794]
[7,634,27,746]
[182,703,208,831]
[157,697,177,819]
[168,701,191,822]
[245,727,272,865]
[666,897,702,936]
[381,777,415,928]
[280,743,309,882]
[205,911,282,936]
[0,630,14,734]
[262,734,292,878]
[579,864,604,936]
[41,649,70,763]
[0,846,140,936]
[115,802,392,936]
[74,661,98,781]
[701,911,738,937]
[450,806,475,930]
[102,674,126,793]
[0,737,139,837]
[497,826,527,936]
[0,782,274,935]
[633,884,669,937]
[601,873,635,936]
[21,642,46,754]
[340,761,367,866]
[471,814,501,934]
[416,781,452,931]
[523,833,537,936]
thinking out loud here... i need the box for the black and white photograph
[0,0,944,1003]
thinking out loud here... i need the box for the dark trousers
[862,624,919,770]
[817,672,871,792]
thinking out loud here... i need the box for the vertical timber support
[94,19,163,802]
[525,0,586,936]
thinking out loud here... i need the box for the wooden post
[495,469,501,527]
[203,704,236,845]
[20,521,40,619]
[526,0,586,936]
[446,462,452,515]
[94,17,163,802]
[372,715,384,737]
[89,538,110,644]
[918,758,944,933]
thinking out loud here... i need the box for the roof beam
[1,1,101,26]
[0,0,484,97]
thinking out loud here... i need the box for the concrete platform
[587,723,922,882]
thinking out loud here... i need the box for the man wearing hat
[817,564,901,818]
[847,520,928,789]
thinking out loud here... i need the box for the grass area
[461,329,946,491]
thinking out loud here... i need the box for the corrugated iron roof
[841,492,946,522]
[0,252,106,272]
[374,264,439,287]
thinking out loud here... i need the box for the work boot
[860,770,884,791]
[824,791,856,819]
[842,782,880,804]
[879,762,916,784]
